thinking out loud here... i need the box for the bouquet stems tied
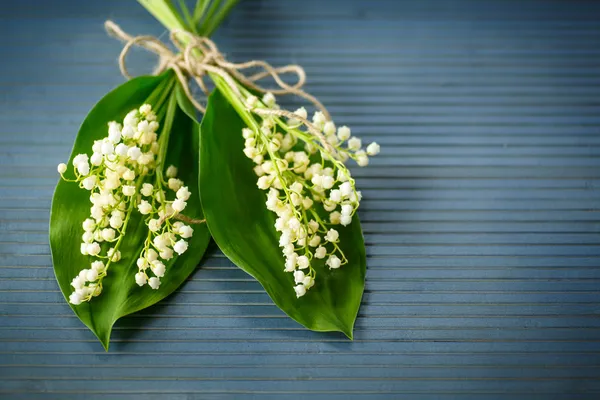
[51,0,378,347]
[116,1,381,298]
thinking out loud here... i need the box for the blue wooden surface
[1,0,600,398]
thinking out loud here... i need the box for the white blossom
[87,242,101,256]
[263,92,276,108]
[168,178,183,191]
[82,231,93,243]
[101,228,115,241]
[73,154,88,167]
[348,137,362,150]
[151,261,166,278]
[237,92,379,298]
[176,186,191,201]
[86,269,99,282]
[367,142,380,155]
[82,176,97,190]
[91,153,103,166]
[115,143,128,157]
[122,185,135,196]
[159,247,174,260]
[135,272,147,286]
[337,126,351,140]
[294,284,307,298]
[341,204,353,216]
[108,122,122,143]
[109,214,123,229]
[82,218,96,232]
[77,162,90,176]
[246,95,258,108]
[303,276,314,289]
[312,111,326,128]
[326,255,341,269]
[178,225,193,238]
[138,200,152,215]
[122,169,135,181]
[172,199,186,212]
[127,146,141,161]
[294,270,305,284]
[148,219,161,232]
[148,277,161,289]
[323,121,336,136]
[141,183,154,197]
[91,260,105,272]
[309,235,321,247]
[58,104,197,304]
[325,229,339,242]
[297,255,310,270]
[340,182,353,197]
[71,276,85,290]
[356,150,369,167]
[101,141,114,155]
[294,107,307,120]
[173,240,188,255]
[69,292,83,305]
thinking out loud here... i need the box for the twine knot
[104,20,329,119]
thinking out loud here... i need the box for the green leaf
[199,90,366,338]
[50,74,211,350]
[175,81,200,122]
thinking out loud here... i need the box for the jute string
[104,20,330,120]
[103,21,340,224]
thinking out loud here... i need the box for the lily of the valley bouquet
[50,0,380,349]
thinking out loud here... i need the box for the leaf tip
[341,326,354,340]
[92,325,112,352]
[98,330,111,351]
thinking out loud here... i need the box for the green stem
[138,0,189,33]
[197,0,222,35]
[146,74,176,116]
[202,0,239,36]
[193,0,210,25]
[156,90,179,206]
[98,177,145,286]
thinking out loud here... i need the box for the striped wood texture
[0,0,599,398]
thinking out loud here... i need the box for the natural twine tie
[104,20,330,121]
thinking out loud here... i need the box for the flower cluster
[134,166,193,290]
[57,104,193,305]
[242,93,380,298]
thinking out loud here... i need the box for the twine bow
[104,20,329,119]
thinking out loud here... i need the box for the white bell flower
[135,272,147,286]
[294,284,306,298]
[348,137,362,150]
[326,255,341,269]
[148,277,161,290]
[337,126,351,140]
[325,229,339,242]
[176,186,191,201]
[173,240,188,255]
[367,142,380,155]
[172,199,187,212]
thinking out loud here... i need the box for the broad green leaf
[50,74,210,350]
[199,90,366,338]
